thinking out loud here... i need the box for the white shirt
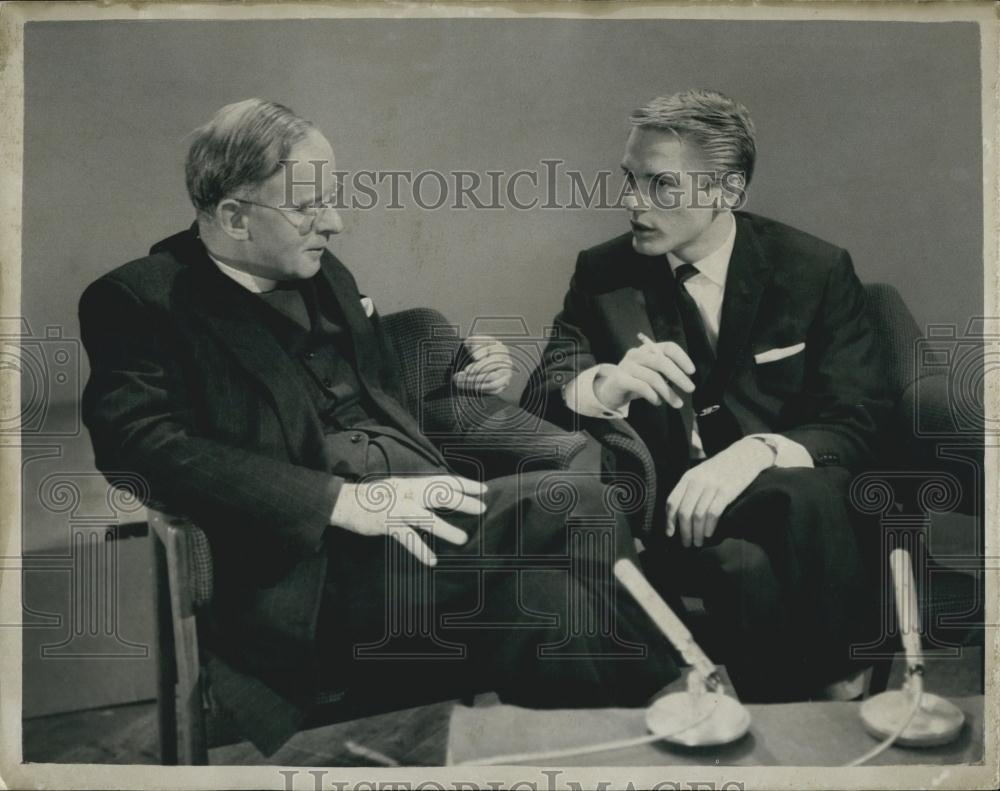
[563,213,812,468]
[209,253,278,293]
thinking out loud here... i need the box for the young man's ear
[718,171,748,210]
[216,198,251,240]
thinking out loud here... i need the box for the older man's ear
[452,335,514,396]
[215,198,251,241]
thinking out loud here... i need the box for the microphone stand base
[645,692,751,747]
[860,690,965,747]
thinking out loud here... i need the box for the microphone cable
[456,697,721,766]
[843,674,924,767]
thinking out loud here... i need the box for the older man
[525,89,892,702]
[79,99,678,755]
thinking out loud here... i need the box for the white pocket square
[360,296,375,318]
[754,342,805,364]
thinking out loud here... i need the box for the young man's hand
[666,437,775,548]
[593,341,696,412]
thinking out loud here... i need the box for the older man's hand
[452,335,514,396]
[666,437,774,548]
[331,475,487,566]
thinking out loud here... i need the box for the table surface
[447,694,984,767]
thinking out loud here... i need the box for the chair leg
[175,652,208,765]
[163,523,209,764]
[151,529,178,764]
[171,580,209,764]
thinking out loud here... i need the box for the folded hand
[666,438,773,548]
[452,335,513,396]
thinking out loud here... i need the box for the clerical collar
[665,211,737,287]
[206,251,278,294]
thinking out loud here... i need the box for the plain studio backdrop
[23,19,982,366]
[18,18,983,717]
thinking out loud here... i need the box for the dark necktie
[673,264,715,385]
[673,263,741,457]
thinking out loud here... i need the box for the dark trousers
[649,466,874,702]
[317,437,680,710]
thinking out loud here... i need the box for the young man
[79,99,679,755]
[525,89,891,702]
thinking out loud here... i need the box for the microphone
[614,558,751,747]
[858,548,965,748]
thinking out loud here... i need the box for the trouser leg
[657,466,873,702]
[319,468,679,708]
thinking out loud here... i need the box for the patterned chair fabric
[864,283,922,399]
[183,519,213,608]
[587,418,659,536]
[380,307,592,468]
[147,506,214,610]
[864,282,985,441]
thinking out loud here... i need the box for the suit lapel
[590,248,685,350]
[318,260,382,388]
[707,214,773,394]
[642,264,686,349]
[639,263,697,446]
[178,245,330,468]
[595,256,693,449]
[318,261,446,466]
[596,285,654,350]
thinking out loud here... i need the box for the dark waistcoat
[255,277,444,479]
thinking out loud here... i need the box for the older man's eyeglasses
[234,196,338,234]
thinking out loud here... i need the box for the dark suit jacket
[524,211,891,499]
[79,226,448,752]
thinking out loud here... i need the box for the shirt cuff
[562,365,629,419]
[748,433,815,468]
